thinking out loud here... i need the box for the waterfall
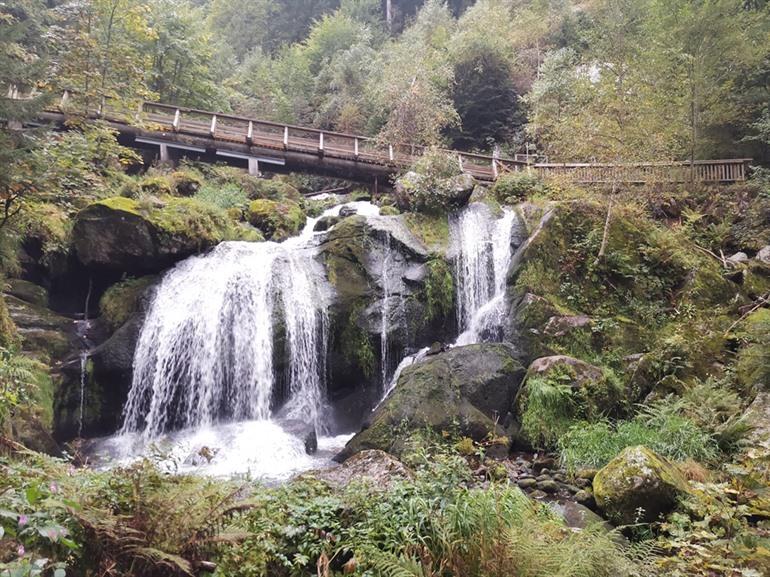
[120,203,380,440]
[453,204,522,345]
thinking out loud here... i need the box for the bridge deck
[32,92,753,185]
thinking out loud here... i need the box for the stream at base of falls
[85,200,523,481]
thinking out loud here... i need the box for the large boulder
[337,343,525,460]
[515,355,622,448]
[72,197,240,275]
[593,446,689,524]
[319,214,456,420]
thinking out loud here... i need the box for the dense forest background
[3,0,770,164]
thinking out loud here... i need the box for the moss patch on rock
[247,199,306,241]
[593,445,690,524]
[99,276,156,331]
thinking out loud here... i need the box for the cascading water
[377,204,523,408]
[94,201,379,478]
[379,235,392,391]
[454,205,523,346]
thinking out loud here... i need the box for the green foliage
[423,258,453,321]
[735,308,770,392]
[195,183,250,211]
[0,347,38,429]
[217,451,643,577]
[340,303,376,378]
[558,387,734,472]
[491,173,549,204]
[520,368,576,449]
[402,212,449,251]
[99,277,155,331]
[247,199,306,241]
[396,148,465,214]
[0,293,18,350]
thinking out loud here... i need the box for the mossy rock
[73,196,246,274]
[247,199,306,241]
[5,279,49,307]
[99,276,156,331]
[338,343,525,460]
[170,171,202,196]
[516,355,623,448]
[3,295,80,362]
[593,445,689,524]
[379,205,400,216]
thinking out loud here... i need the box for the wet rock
[529,489,547,500]
[543,315,591,337]
[574,490,595,508]
[548,500,610,532]
[757,246,770,265]
[338,205,358,218]
[337,343,525,460]
[727,251,749,267]
[3,295,81,362]
[593,446,689,524]
[313,215,340,232]
[5,279,49,307]
[537,479,559,493]
[312,449,412,490]
[517,478,537,489]
[426,342,446,355]
[282,419,318,455]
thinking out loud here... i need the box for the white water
[380,235,392,391]
[453,205,521,346]
[378,204,522,407]
[93,201,379,478]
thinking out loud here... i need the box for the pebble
[535,474,551,482]
[574,490,595,507]
[537,480,559,493]
[529,489,548,500]
[517,478,537,489]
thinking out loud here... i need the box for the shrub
[491,172,545,203]
[395,148,468,214]
[520,370,576,449]
[195,183,249,211]
[247,199,306,241]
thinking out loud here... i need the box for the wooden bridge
[29,91,753,185]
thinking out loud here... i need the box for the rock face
[311,449,412,489]
[593,446,689,524]
[756,246,770,265]
[72,197,236,275]
[319,214,456,423]
[3,294,82,363]
[337,343,525,460]
[743,392,770,457]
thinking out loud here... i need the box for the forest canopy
[3,0,770,162]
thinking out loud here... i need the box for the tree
[0,0,49,230]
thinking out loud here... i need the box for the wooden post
[354,138,359,157]
[492,159,498,180]
[160,143,170,163]
[389,145,394,162]
[60,90,70,109]
[248,158,259,176]
[458,154,464,171]
[98,95,106,117]
[319,131,324,154]
[283,126,289,149]
[135,100,144,122]
[172,109,181,131]
[209,115,217,138]
[247,121,254,144]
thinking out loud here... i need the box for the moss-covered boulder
[516,355,622,449]
[337,343,525,460]
[319,214,456,421]
[72,197,244,275]
[2,294,81,362]
[593,445,689,524]
[0,292,18,349]
[247,199,306,241]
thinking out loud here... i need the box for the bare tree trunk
[595,182,616,265]
[386,0,392,30]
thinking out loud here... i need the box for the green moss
[0,293,18,349]
[735,308,770,391]
[139,175,173,196]
[95,196,142,215]
[379,205,400,216]
[99,276,155,330]
[170,171,202,196]
[340,302,375,378]
[402,212,449,252]
[247,199,306,241]
[424,258,453,321]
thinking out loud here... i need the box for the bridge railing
[24,89,752,185]
[533,159,750,183]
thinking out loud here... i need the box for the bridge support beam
[248,157,260,176]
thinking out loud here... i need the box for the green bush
[491,172,546,203]
[195,183,250,211]
[395,148,466,214]
[558,404,719,472]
